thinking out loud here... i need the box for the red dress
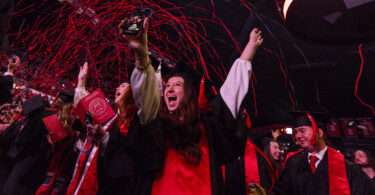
[151,123,212,195]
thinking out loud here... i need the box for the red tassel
[243,109,251,129]
[198,76,212,113]
[306,113,317,145]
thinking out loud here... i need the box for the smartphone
[84,111,94,134]
[122,7,153,35]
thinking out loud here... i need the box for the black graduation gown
[224,150,273,195]
[272,150,375,195]
[126,95,247,195]
[0,74,13,105]
[0,110,51,195]
[96,122,137,195]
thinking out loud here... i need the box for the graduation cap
[22,95,45,116]
[291,111,331,129]
[169,61,200,86]
[57,89,74,103]
[291,111,331,145]
[168,61,216,99]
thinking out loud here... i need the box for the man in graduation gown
[272,111,375,195]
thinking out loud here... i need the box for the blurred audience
[353,149,375,183]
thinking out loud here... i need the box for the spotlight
[283,0,293,19]
[285,127,293,134]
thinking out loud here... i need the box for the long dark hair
[159,78,202,165]
[263,141,282,177]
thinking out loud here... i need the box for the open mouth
[168,96,177,103]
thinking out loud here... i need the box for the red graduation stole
[66,115,118,195]
[66,141,99,195]
[222,138,274,193]
[151,123,211,195]
[244,138,276,193]
[283,147,351,195]
[327,146,350,195]
[244,138,260,186]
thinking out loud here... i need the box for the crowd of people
[0,15,374,195]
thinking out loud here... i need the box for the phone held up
[121,7,153,35]
[84,111,94,134]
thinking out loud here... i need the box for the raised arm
[240,28,263,61]
[74,62,89,107]
[5,55,20,76]
[119,18,160,125]
[220,28,263,119]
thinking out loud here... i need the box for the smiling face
[270,141,281,161]
[294,125,314,150]
[115,82,130,104]
[164,77,185,112]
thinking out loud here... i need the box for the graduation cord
[74,144,95,193]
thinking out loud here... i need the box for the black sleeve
[224,157,246,195]
[100,124,136,178]
[0,75,12,88]
[224,151,274,195]
[256,151,273,193]
[126,114,165,173]
[0,75,13,105]
[272,158,292,195]
[0,121,21,150]
[206,95,247,166]
[346,163,375,195]
[17,113,49,159]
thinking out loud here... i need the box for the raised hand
[240,28,264,61]
[118,17,150,69]
[78,62,88,81]
[86,123,106,144]
[77,62,88,88]
[249,28,263,47]
[118,17,149,52]
[7,55,20,73]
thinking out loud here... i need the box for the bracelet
[134,50,149,60]
[135,54,148,60]
[136,60,151,71]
